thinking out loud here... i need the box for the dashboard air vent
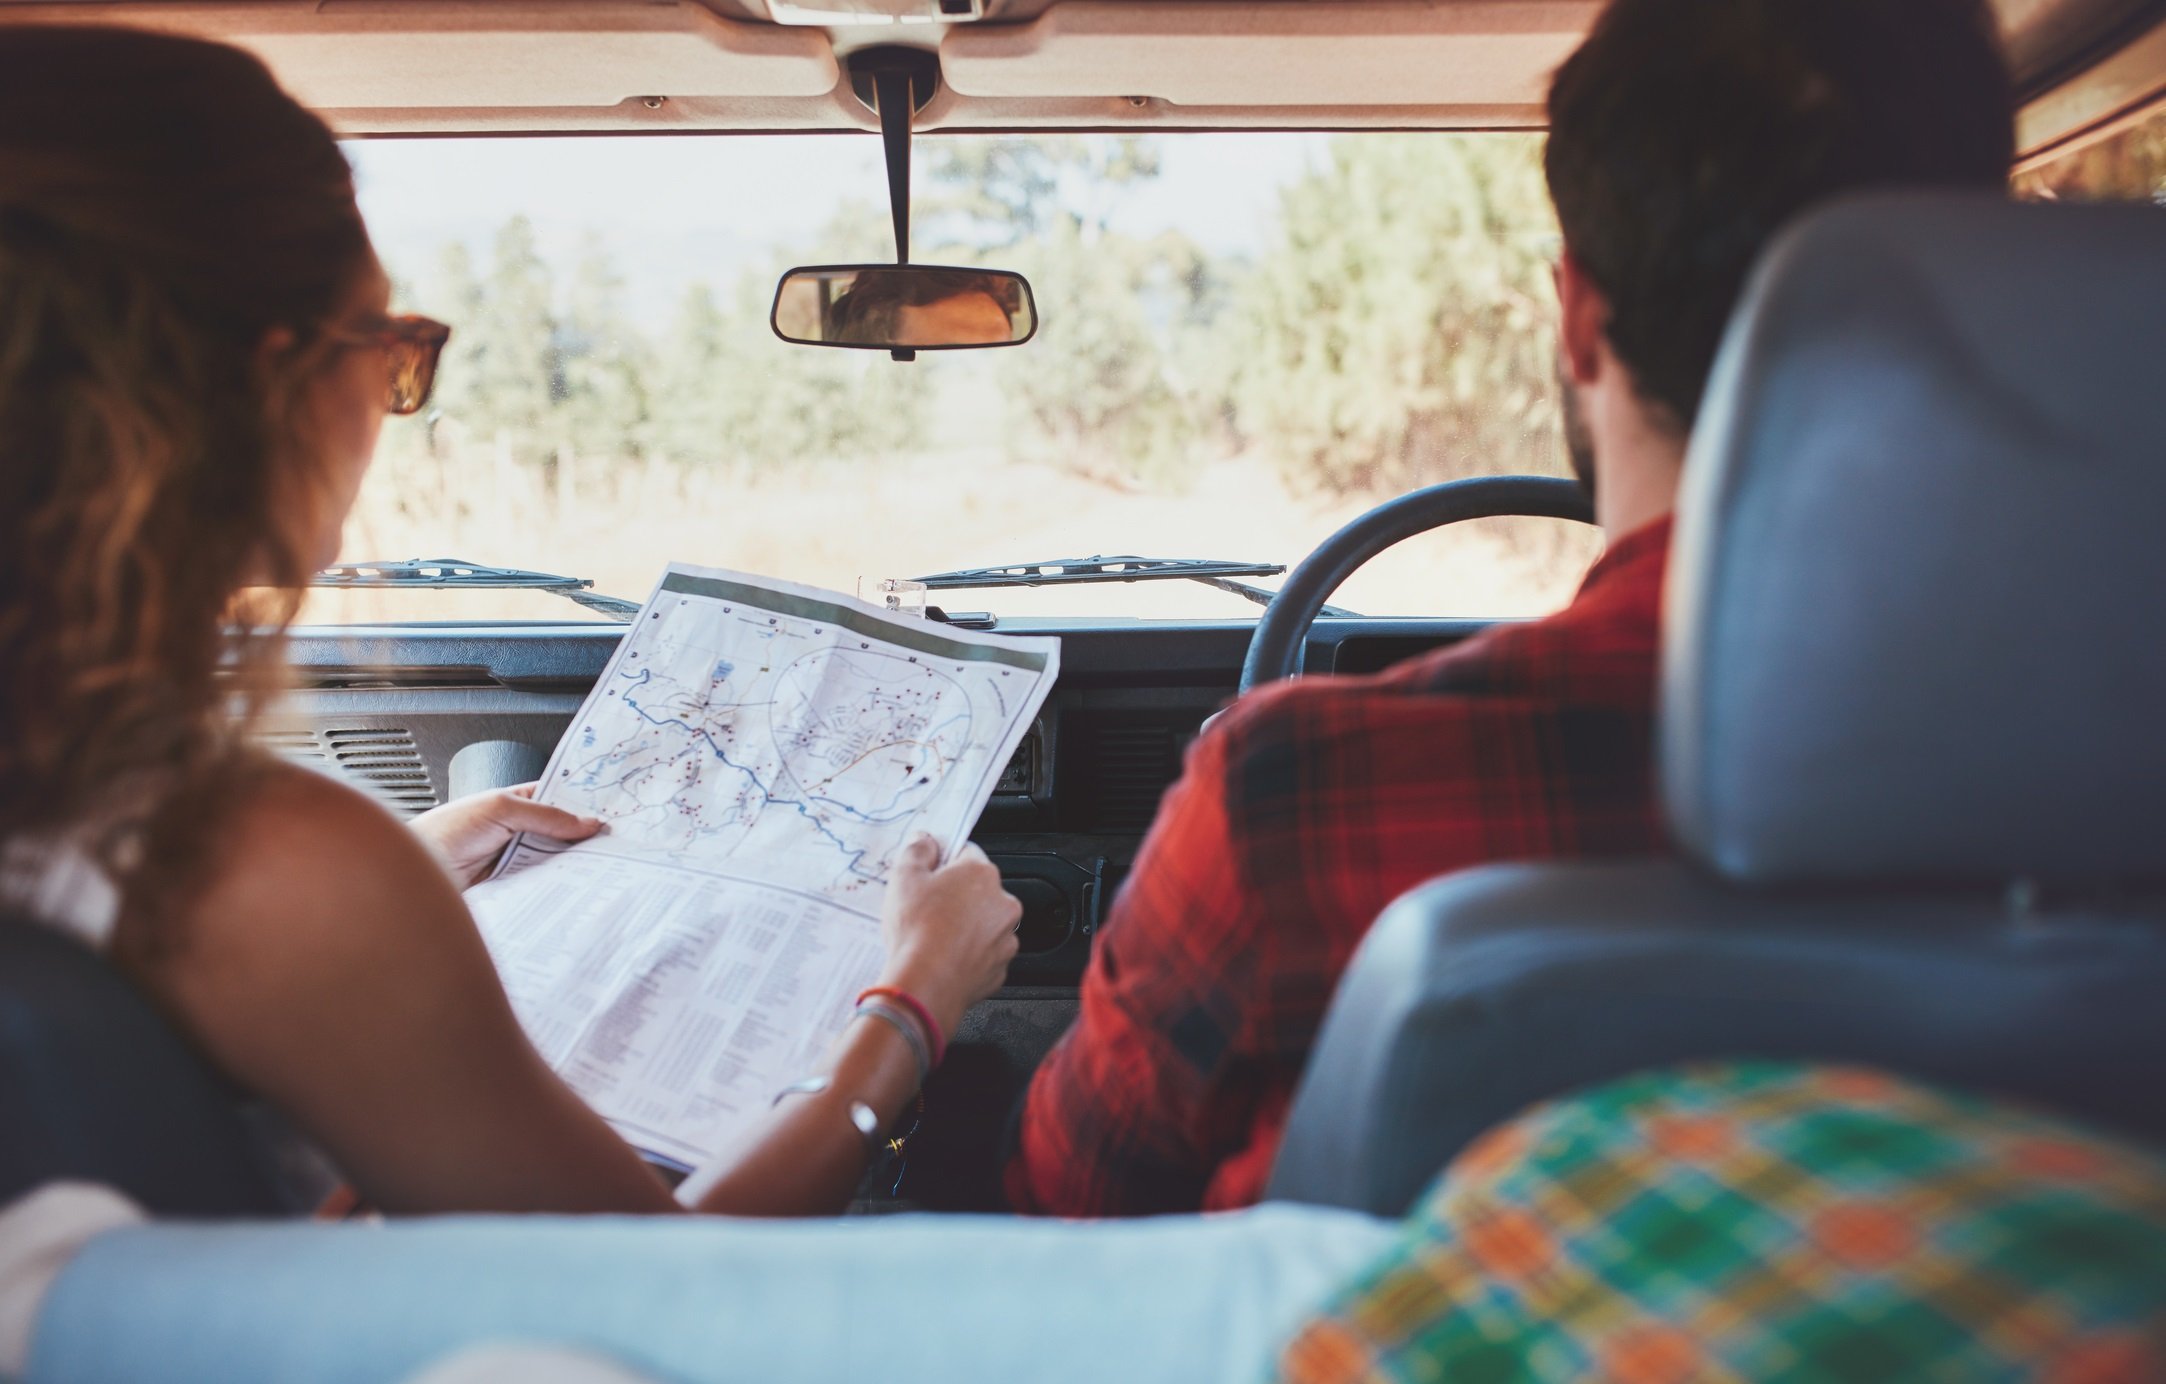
[262,727,438,815]
[258,728,329,766]
[1068,714,1196,833]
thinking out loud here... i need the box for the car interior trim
[938,1,1596,112]
[2015,9,2166,158]
[3,0,2137,142]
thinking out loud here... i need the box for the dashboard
[267,615,1498,990]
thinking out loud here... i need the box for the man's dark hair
[1546,0,2015,431]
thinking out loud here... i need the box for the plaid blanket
[1279,1062,2166,1383]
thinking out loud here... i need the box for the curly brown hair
[0,25,374,954]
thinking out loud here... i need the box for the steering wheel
[1239,475,1598,694]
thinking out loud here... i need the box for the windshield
[302,131,1600,625]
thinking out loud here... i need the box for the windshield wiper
[913,555,1360,617]
[312,559,642,622]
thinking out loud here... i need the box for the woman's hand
[877,835,1022,1039]
[409,783,603,890]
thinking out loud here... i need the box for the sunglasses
[321,313,452,416]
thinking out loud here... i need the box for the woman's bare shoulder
[138,760,671,1214]
[151,757,479,1023]
[222,755,419,849]
[186,760,445,917]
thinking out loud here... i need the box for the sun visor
[0,1,840,114]
[941,1,1595,112]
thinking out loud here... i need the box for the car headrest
[1663,192,2166,888]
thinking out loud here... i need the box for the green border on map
[658,572,1050,673]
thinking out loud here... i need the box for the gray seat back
[1665,193,2166,887]
[1268,862,2166,1216]
[0,915,289,1215]
[1269,194,2166,1215]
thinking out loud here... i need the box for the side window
[2016,103,2166,203]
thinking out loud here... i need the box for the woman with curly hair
[0,22,1023,1218]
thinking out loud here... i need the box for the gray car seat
[0,915,290,1214]
[1267,193,2166,1216]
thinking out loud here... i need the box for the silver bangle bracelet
[855,999,932,1086]
[770,1077,884,1161]
[771,1074,831,1107]
[848,1100,885,1159]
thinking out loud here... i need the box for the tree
[420,240,487,433]
[1229,134,1564,494]
[561,235,653,461]
[924,136,1211,487]
[652,282,737,465]
[989,221,1217,487]
[466,215,561,457]
[922,136,1162,248]
[706,260,929,469]
[640,197,929,470]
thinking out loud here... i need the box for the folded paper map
[466,564,1059,1182]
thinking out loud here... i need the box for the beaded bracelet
[855,985,947,1068]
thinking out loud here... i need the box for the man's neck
[1590,413,1687,542]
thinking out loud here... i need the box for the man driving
[1009,0,2019,1216]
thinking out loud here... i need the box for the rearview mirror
[771,265,1037,351]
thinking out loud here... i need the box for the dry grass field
[303,435,1603,627]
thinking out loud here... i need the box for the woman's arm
[145,764,679,1214]
[141,766,1019,1218]
[688,837,1020,1216]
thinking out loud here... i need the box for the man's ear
[1555,252,1608,388]
[256,324,300,377]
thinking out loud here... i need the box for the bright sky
[346,132,1331,326]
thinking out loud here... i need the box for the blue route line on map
[601,666,895,881]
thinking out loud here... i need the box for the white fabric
[0,1184,144,1379]
[401,1345,665,1384]
[0,839,119,950]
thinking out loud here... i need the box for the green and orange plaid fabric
[1279,1062,2166,1384]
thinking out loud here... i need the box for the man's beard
[1557,350,1597,503]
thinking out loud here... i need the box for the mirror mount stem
[873,65,912,267]
[875,67,914,362]
[852,47,940,363]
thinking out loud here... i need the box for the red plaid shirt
[1007,517,1673,1216]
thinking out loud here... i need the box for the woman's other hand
[878,835,1022,1038]
[410,783,603,889]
